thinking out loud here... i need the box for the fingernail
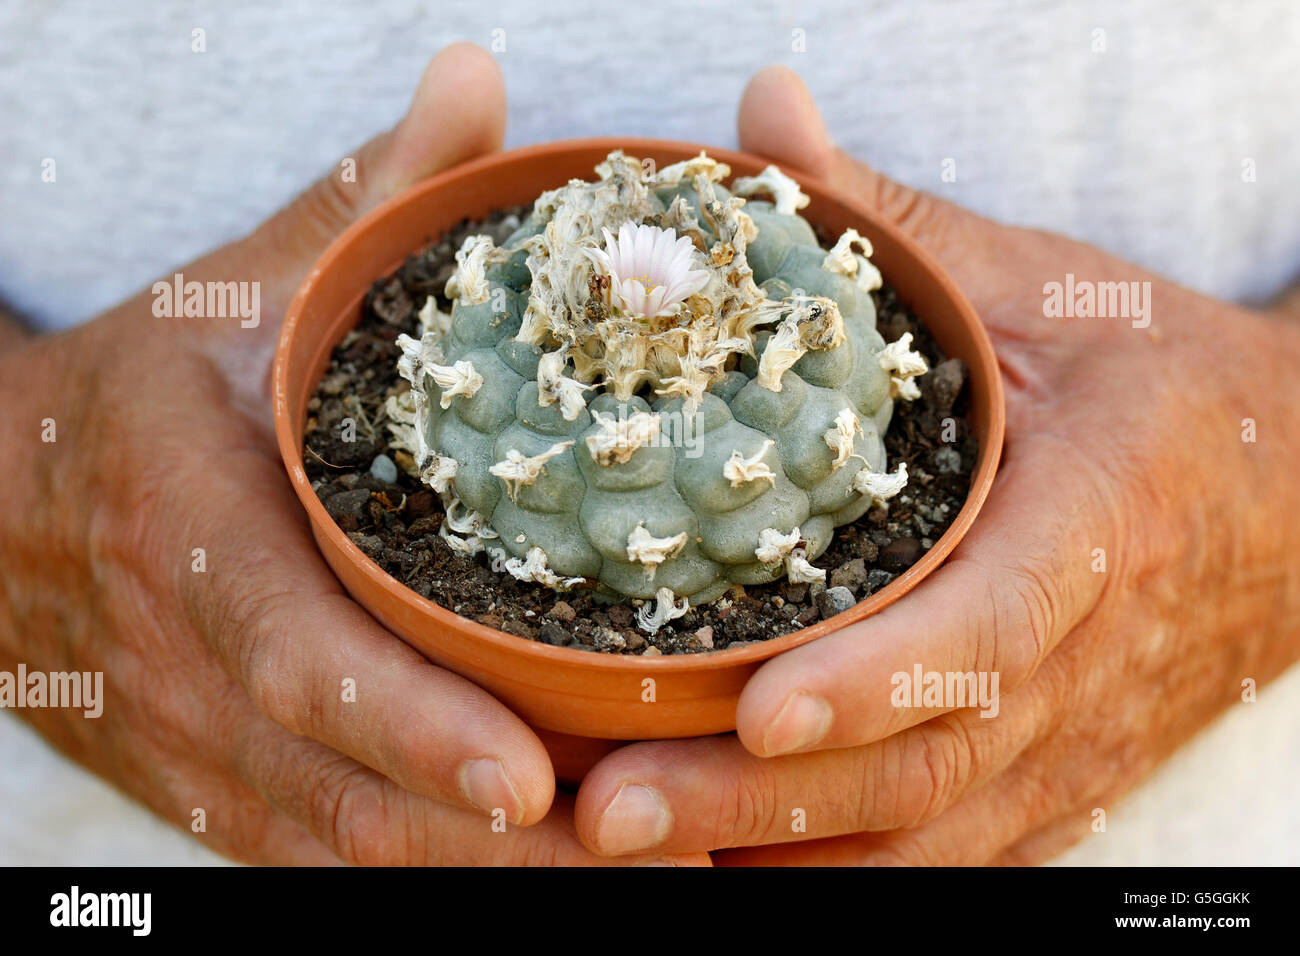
[458,757,524,824]
[762,692,833,755]
[595,784,672,855]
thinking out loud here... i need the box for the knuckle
[997,562,1059,687]
[865,832,941,867]
[230,592,303,733]
[892,719,975,827]
[512,839,563,869]
[875,181,955,246]
[314,763,394,866]
[723,765,779,846]
[299,172,363,246]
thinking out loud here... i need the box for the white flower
[785,554,826,584]
[585,223,709,317]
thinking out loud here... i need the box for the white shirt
[2,0,1298,331]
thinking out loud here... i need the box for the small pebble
[815,586,856,620]
[369,453,399,483]
[924,358,966,415]
[866,569,895,593]
[829,558,869,594]
[694,626,714,649]
[879,537,924,573]
[324,488,372,532]
[547,601,577,622]
[642,645,662,657]
[405,490,435,517]
[781,581,809,603]
[934,446,962,474]
[594,627,626,652]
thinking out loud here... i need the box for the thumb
[174,42,504,400]
[246,41,506,307]
[737,65,964,246]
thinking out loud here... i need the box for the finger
[715,656,1082,867]
[734,441,1108,757]
[182,464,556,826]
[240,41,506,311]
[575,676,1055,856]
[236,715,711,866]
[714,732,1067,867]
[991,812,1094,866]
[179,764,344,866]
[737,65,977,249]
[169,42,505,400]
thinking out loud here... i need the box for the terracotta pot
[273,138,1004,755]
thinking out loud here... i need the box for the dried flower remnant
[503,547,585,590]
[637,587,690,634]
[536,351,594,421]
[584,409,662,466]
[489,441,574,501]
[822,228,883,293]
[626,523,689,572]
[852,462,910,509]
[427,360,483,408]
[732,164,811,216]
[878,333,929,401]
[823,407,864,471]
[723,440,777,488]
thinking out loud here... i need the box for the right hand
[0,43,706,866]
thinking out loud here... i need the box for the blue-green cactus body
[416,168,906,606]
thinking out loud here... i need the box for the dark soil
[302,210,977,655]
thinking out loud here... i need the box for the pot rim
[273,136,1004,674]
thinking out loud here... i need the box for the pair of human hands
[3,44,1297,866]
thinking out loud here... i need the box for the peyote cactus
[386,150,926,630]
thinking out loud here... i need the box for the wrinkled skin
[0,44,709,866]
[571,67,1300,865]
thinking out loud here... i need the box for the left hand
[569,66,1300,865]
